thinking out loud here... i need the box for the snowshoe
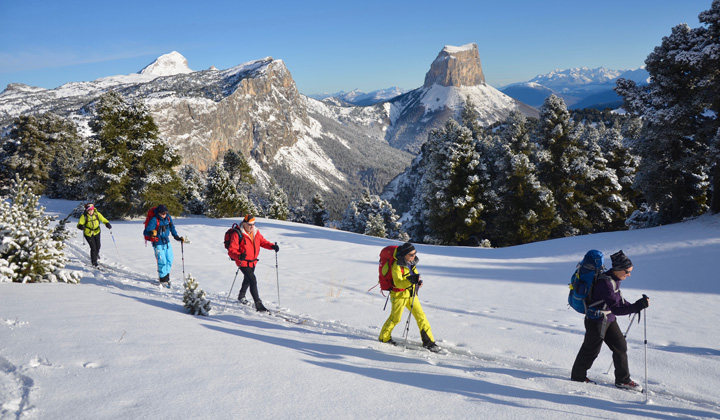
[615,380,643,392]
[238,296,249,305]
[380,338,397,346]
[255,301,268,312]
[423,342,442,353]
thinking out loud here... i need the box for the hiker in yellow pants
[378,242,440,352]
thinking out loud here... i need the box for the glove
[77,223,84,230]
[634,295,649,310]
[151,230,157,237]
[272,243,279,252]
[105,223,112,229]
[408,273,420,284]
[239,252,246,261]
[174,235,184,242]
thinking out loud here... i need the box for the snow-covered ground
[2,198,719,419]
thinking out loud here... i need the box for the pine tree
[183,273,211,316]
[205,162,244,218]
[364,213,387,238]
[86,91,183,218]
[178,164,206,215]
[340,189,406,240]
[0,113,82,196]
[0,177,80,283]
[487,113,559,246]
[223,149,255,192]
[616,1,720,220]
[576,124,632,232]
[265,181,289,221]
[310,192,329,227]
[535,95,590,237]
[419,120,485,245]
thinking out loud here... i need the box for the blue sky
[0,0,711,95]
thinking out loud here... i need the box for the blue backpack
[568,250,605,317]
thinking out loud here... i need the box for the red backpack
[378,245,399,291]
[143,207,160,243]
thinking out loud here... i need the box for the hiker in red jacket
[227,214,278,312]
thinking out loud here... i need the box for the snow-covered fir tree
[178,164,206,215]
[340,189,407,240]
[265,180,289,221]
[616,1,719,222]
[182,273,211,316]
[417,119,486,245]
[311,192,330,227]
[85,91,183,218]
[0,177,80,283]
[364,213,387,238]
[486,111,559,246]
[599,121,641,208]
[535,95,592,237]
[204,162,257,218]
[576,124,633,232]
[0,113,83,197]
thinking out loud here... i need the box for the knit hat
[243,214,256,224]
[610,250,633,271]
[155,204,168,214]
[85,203,95,211]
[396,242,416,257]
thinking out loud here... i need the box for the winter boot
[255,300,268,312]
[615,379,643,392]
[380,338,397,346]
[421,330,441,353]
[238,296,249,305]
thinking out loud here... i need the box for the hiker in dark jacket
[571,250,649,391]
[143,204,184,285]
[77,203,111,268]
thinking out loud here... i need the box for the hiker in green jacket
[77,203,111,268]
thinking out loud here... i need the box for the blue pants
[153,243,174,279]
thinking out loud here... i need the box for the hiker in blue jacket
[143,204,184,286]
[571,250,649,391]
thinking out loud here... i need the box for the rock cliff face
[423,44,486,88]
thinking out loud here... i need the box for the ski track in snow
[49,234,720,419]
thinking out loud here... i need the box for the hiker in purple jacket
[571,250,650,392]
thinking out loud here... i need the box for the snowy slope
[1,198,719,419]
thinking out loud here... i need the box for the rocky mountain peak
[139,51,193,76]
[423,43,486,88]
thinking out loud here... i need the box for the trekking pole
[181,240,186,281]
[605,312,637,375]
[644,304,649,401]
[274,244,280,306]
[109,230,123,265]
[222,266,241,312]
[402,286,417,351]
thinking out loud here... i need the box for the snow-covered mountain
[0,53,410,215]
[383,43,537,152]
[138,51,193,76]
[501,67,650,109]
[0,46,536,210]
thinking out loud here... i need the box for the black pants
[571,318,630,384]
[84,234,101,266]
[238,266,261,303]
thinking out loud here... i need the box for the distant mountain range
[308,88,407,107]
[499,67,650,109]
[313,67,651,111]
